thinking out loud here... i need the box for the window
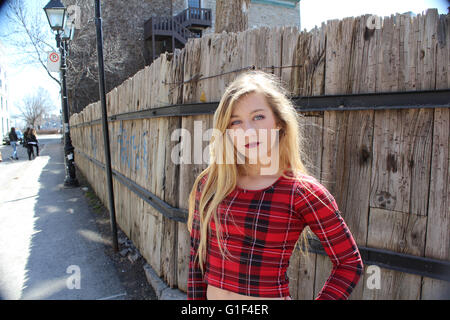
[188,0,200,8]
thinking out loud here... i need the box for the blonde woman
[187,70,363,300]
[29,128,39,157]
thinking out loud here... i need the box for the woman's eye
[230,115,264,126]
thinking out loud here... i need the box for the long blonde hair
[187,70,317,272]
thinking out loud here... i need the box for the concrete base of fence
[143,263,187,300]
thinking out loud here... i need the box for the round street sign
[49,52,59,63]
[47,51,61,73]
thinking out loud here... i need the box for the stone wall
[199,0,300,35]
[142,0,186,16]
[248,2,300,29]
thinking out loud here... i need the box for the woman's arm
[295,179,364,300]
[187,180,208,300]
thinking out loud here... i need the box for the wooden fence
[69,9,449,299]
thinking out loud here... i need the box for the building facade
[201,0,301,35]
[144,0,301,63]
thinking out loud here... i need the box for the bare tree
[18,87,55,129]
[63,0,163,114]
[2,0,181,115]
[2,0,60,85]
[215,0,251,33]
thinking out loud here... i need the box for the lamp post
[94,0,118,252]
[44,0,79,187]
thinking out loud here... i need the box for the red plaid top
[188,170,363,300]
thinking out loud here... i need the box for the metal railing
[174,7,212,29]
[146,16,199,44]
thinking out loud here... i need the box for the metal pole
[58,33,79,187]
[94,0,118,252]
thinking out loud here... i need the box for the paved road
[0,135,126,300]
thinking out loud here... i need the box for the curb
[143,263,187,300]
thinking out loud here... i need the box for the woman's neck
[239,164,283,178]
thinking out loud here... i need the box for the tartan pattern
[187,172,363,300]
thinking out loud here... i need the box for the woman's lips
[245,142,260,148]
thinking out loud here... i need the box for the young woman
[8,127,19,160]
[29,128,39,157]
[187,70,363,300]
[23,127,35,160]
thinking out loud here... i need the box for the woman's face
[226,92,281,167]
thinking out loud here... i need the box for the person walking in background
[8,127,19,160]
[23,127,35,160]
[29,128,39,157]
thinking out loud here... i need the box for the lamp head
[43,0,67,31]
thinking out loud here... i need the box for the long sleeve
[295,178,364,300]
[187,179,208,300]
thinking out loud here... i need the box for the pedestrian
[23,127,35,160]
[8,127,19,160]
[29,128,39,157]
[187,70,363,300]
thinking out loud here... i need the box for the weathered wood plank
[289,111,323,299]
[422,107,450,299]
[160,50,184,288]
[178,37,204,291]
[365,207,426,299]
[322,111,373,243]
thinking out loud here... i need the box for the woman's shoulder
[280,170,318,189]
[285,171,334,199]
[291,172,339,213]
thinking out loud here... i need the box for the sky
[300,0,448,31]
[0,0,60,127]
[0,0,448,124]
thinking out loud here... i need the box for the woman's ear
[276,124,284,134]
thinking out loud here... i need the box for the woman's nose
[242,126,257,140]
[241,120,257,132]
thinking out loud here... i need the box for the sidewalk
[0,135,127,300]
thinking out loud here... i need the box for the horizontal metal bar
[307,238,450,282]
[293,89,450,112]
[70,89,450,129]
[75,150,187,222]
[113,102,217,121]
[75,149,450,282]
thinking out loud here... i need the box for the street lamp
[44,0,79,187]
[62,18,75,41]
[44,0,66,31]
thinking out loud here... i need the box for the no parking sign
[47,51,61,73]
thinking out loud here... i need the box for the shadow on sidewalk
[20,139,126,300]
